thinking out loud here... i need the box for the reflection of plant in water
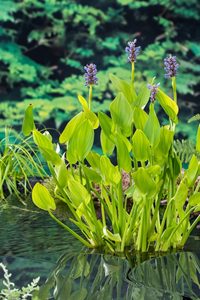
[131,252,200,300]
[0,263,40,300]
[32,252,130,300]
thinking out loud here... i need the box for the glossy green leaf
[109,73,136,104]
[22,104,36,136]
[67,119,94,164]
[146,165,161,176]
[132,129,150,162]
[184,154,199,187]
[174,181,188,209]
[55,154,73,189]
[196,124,200,153]
[98,111,115,144]
[143,103,160,148]
[38,146,62,165]
[110,93,133,137]
[154,127,175,165]
[86,151,101,173]
[131,79,154,110]
[103,227,121,242]
[81,164,102,184]
[161,225,176,242]
[32,183,56,211]
[115,132,132,173]
[68,179,90,207]
[133,106,148,131]
[100,156,121,186]
[132,167,156,198]
[78,95,99,129]
[78,94,88,110]
[84,108,99,129]
[100,129,115,156]
[59,112,85,143]
[188,193,200,207]
[157,89,179,124]
[33,130,53,150]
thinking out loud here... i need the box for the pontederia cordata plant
[23,40,200,253]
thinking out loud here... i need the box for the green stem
[89,84,93,110]
[172,76,177,104]
[49,210,94,248]
[131,62,135,90]
[79,163,82,185]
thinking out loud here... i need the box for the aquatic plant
[0,263,40,300]
[23,41,200,253]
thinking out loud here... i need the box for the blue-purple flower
[125,39,140,63]
[147,83,160,103]
[164,54,179,78]
[84,63,98,86]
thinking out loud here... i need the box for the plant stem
[131,62,135,90]
[89,84,93,110]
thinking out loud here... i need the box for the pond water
[0,195,200,299]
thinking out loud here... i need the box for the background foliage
[0,0,200,143]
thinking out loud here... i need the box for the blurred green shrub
[0,0,199,133]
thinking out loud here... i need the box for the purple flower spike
[164,54,179,78]
[147,83,160,103]
[125,39,141,63]
[84,63,98,86]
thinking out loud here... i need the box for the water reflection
[130,252,200,300]
[21,251,198,300]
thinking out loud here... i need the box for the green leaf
[132,129,150,162]
[184,154,199,187]
[188,193,200,207]
[100,156,121,186]
[109,73,136,105]
[33,130,53,150]
[68,179,90,207]
[32,183,56,211]
[81,164,102,184]
[100,129,115,156]
[59,112,85,144]
[143,103,160,148]
[67,119,94,164]
[78,95,88,110]
[103,227,121,242]
[86,151,101,173]
[131,78,154,110]
[146,165,161,176]
[115,132,132,173]
[157,89,179,124]
[132,168,156,198]
[22,104,35,136]
[78,95,99,129]
[98,111,115,144]
[196,124,200,153]
[154,127,175,165]
[174,181,188,209]
[38,146,62,166]
[110,93,133,137]
[55,154,73,189]
[133,106,148,131]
